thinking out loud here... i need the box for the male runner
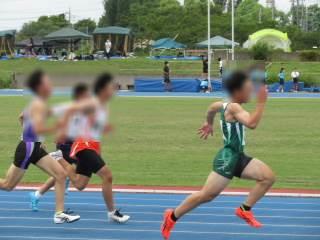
[29,83,90,211]
[0,70,80,223]
[58,73,130,223]
[161,71,275,239]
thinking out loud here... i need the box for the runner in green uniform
[161,71,275,240]
[213,102,250,179]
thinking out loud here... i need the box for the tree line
[17,0,320,51]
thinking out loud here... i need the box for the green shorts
[213,148,252,179]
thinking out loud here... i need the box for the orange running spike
[235,207,263,228]
[161,209,177,240]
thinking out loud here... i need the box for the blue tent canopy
[152,38,186,49]
[93,26,131,35]
[0,29,16,37]
[196,36,239,49]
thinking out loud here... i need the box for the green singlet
[213,103,253,179]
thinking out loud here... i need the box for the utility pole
[305,3,309,31]
[266,0,275,20]
[207,0,212,91]
[231,0,235,61]
[259,7,262,23]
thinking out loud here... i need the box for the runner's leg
[174,171,230,218]
[0,164,25,191]
[36,155,67,212]
[96,166,115,212]
[38,177,56,194]
[241,159,275,207]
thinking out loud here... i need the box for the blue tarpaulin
[135,78,222,92]
[268,81,304,92]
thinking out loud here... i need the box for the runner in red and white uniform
[29,83,90,211]
[59,73,130,223]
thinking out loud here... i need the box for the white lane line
[1,194,318,205]
[13,187,320,198]
[0,207,319,219]
[0,225,319,238]
[1,217,320,228]
[0,200,318,212]
[0,237,120,240]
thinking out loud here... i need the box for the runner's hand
[198,122,213,140]
[257,85,268,104]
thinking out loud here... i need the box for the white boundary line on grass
[15,186,320,198]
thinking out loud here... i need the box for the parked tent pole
[208,0,212,91]
[231,0,235,61]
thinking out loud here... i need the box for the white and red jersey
[70,103,109,157]
[52,103,87,140]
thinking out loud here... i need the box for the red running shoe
[235,207,263,228]
[161,209,177,240]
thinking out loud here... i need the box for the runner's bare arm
[231,86,268,129]
[59,98,98,129]
[198,101,224,140]
[30,101,57,134]
[18,112,23,126]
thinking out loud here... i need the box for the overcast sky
[0,0,316,30]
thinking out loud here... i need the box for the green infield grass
[0,58,320,85]
[0,96,319,190]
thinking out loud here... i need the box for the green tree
[74,19,97,34]
[99,0,139,27]
[17,14,69,40]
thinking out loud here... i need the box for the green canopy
[93,26,131,35]
[45,27,91,41]
[0,30,16,37]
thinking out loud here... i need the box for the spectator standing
[291,68,300,92]
[202,57,208,80]
[105,39,112,60]
[278,68,286,93]
[163,61,172,92]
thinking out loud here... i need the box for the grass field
[0,96,319,190]
[0,58,320,84]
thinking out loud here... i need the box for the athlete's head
[93,73,114,101]
[26,70,52,98]
[224,71,253,103]
[72,83,89,101]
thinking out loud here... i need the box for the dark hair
[93,73,114,95]
[224,71,248,94]
[164,61,169,65]
[72,83,88,100]
[26,70,45,93]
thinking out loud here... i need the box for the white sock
[34,191,42,199]
[108,210,116,215]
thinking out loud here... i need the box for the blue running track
[0,191,319,240]
[1,89,320,98]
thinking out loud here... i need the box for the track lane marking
[0,208,319,219]
[0,226,319,237]
[0,200,318,212]
[1,217,319,228]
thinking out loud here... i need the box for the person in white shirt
[291,68,300,92]
[105,39,112,60]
